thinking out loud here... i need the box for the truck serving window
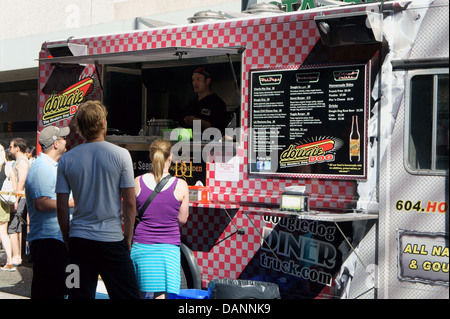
[406,69,449,174]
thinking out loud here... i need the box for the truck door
[379,66,449,298]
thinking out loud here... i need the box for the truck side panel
[377,0,449,298]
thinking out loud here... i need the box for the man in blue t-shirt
[25,125,73,299]
[56,100,140,299]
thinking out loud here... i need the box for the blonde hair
[149,139,171,183]
[75,100,108,141]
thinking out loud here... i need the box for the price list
[249,65,367,179]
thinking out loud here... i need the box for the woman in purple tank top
[130,139,189,299]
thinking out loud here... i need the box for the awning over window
[40,46,243,65]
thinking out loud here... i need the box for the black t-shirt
[185,93,228,135]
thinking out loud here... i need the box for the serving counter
[189,201,378,222]
[106,135,238,185]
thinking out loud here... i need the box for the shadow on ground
[0,250,32,298]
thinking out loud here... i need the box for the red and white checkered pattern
[181,206,268,287]
[39,8,367,289]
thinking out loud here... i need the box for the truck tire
[180,242,202,289]
[180,265,188,289]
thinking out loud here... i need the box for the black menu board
[249,64,368,179]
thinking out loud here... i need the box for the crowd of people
[1,138,33,272]
[0,100,190,299]
[0,67,228,299]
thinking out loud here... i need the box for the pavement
[0,250,32,299]
[0,249,108,299]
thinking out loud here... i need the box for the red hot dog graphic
[42,77,94,124]
[280,139,336,166]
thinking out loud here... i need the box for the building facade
[0,0,247,147]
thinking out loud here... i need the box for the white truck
[37,0,448,298]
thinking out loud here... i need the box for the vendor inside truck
[183,67,228,137]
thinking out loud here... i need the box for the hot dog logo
[42,77,94,125]
[279,137,341,167]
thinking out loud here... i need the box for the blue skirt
[130,242,180,294]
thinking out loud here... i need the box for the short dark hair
[10,138,27,153]
[193,67,211,79]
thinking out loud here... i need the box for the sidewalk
[0,250,32,299]
[0,249,109,299]
[0,291,29,299]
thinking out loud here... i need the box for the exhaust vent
[188,10,227,23]
[243,2,284,15]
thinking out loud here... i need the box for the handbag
[0,164,15,205]
[134,174,172,229]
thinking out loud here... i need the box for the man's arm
[56,193,71,244]
[184,115,212,129]
[34,197,57,211]
[121,187,137,250]
[35,196,74,212]
[14,160,29,210]
[16,160,29,193]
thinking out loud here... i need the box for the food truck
[37,0,448,298]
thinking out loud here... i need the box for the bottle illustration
[349,115,360,162]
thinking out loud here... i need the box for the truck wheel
[180,242,202,289]
[180,253,193,288]
[180,265,188,289]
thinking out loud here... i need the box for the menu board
[249,64,368,179]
